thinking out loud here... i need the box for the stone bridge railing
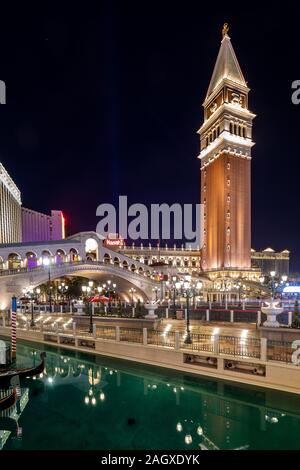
[0,259,157,282]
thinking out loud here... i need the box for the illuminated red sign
[104,238,124,247]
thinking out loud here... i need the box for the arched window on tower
[243,127,246,138]
[238,126,242,136]
[217,126,220,136]
[213,129,216,140]
[206,136,208,147]
[229,122,233,134]
[234,124,237,135]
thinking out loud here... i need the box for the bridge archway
[103,253,111,265]
[69,248,79,262]
[85,238,98,260]
[25,251,38,269]
[8,252,21,270]
[56,249,66,264]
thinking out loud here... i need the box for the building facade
[251,248,290,277]
[21,208,65,242]
[120,243,201,276]
[0,163,22,244]
[198,25,255,274]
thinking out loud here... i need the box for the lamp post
[58,282,69,313]
[169,276,178,319]
[129,287,136,306]
[43,257,52,313]
[23,287,39,327]
[106,280,116,312]
[82,284,93,333]
[152,286,160,302]
[270,270,276,300]
[280,274,288,300]
[177,276,202,345]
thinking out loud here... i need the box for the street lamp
[169,276,178,319]
[180,276,193,344]
[152,286,160,302]
[23,287,39,327]
[43,257,52,313]
[106,280,116,313]
[270,270,276,299]
[82,284,93,333]
[58,282,69,312]
[129,287,136,306]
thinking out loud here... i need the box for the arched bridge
[0,259,161,309]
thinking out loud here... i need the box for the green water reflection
[1,339,300,450]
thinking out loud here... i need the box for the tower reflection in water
[1,343,300,450]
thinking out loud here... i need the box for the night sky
[0,2,300,269]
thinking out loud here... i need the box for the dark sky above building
[0,2,300,269]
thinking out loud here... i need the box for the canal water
[1,338,300,450]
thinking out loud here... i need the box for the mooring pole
[11,296,17,361]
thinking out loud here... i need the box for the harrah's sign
[103,238,124,248]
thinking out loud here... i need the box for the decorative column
[11,296,17,361]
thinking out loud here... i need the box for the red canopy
[89,295,110,303]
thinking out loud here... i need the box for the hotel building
[21,208,65,242]
[0,163,22,244]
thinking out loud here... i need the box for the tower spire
[205,26,247,102]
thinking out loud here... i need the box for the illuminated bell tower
[199,24,255,273]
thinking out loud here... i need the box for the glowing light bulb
[176,422,183,432]
[184,434,193,445]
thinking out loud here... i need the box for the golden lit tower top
[222,23,229,38]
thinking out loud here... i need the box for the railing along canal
[1,318,299,365]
